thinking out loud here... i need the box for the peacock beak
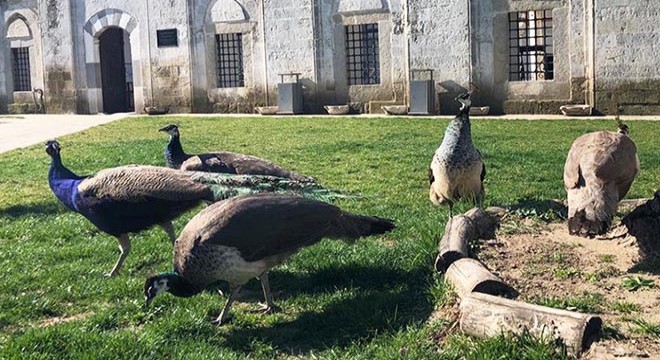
[144,294,154,310]
[157,126,168,132]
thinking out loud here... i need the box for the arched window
[6,16,34,92]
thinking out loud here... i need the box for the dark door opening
[99,27,134,113]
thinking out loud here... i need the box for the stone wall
[593,1,660,115]
[1,0,659,115]
[1,0,46,114]
[408,0,471,114]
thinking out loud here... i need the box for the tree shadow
[0,201,66,219]
[220,264,434,355]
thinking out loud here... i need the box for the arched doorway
[99,27,134,113]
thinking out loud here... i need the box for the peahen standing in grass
[143,194,395,325]
[563,122,639,236]
[159,124,313,181]
[428,93,486,216]
[45,140,337,276]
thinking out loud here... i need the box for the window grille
[509,10,554,81]
[345,23,380,85]
[11,47,31,91]
[215,33,244,88]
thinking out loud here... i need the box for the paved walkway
[1,112,658,155]
[0,113,130,154]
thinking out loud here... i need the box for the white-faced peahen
[144,193,395,325]
[563,122,639,236]
[428,93,486,216]
[159,124,313,181]
[46,140,338,276]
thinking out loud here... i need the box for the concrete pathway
[1,111,657,155]
[0,113,130,154]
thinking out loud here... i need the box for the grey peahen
[144,194,395,325]
[45,140,338,276]
[159,124,313,181]
[563,122,639,236]
[428,92,486,216]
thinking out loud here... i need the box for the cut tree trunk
[459,292,602,356]
[445,258,518,299]
[435,208,499,271]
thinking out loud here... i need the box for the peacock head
[455,92,472,112]
[617,123,629,135]
[45,140,61,157]
[144,273,175,308]
[158,124,180,137]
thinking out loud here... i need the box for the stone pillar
[0,3,7,114]
[39,0,76,113]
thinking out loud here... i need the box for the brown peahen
[563,122,639,236]
[46,140,338,276]
[144,194,395,325]
[428,93,486,216]
[159,124,313,181]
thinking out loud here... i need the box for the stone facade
[0,0,658,115]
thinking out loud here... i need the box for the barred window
[215,33,244,88]
[509,10,554,81]
[11,47,31,91]
[345,23,380,85]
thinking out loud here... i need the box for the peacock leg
[213,285,241,326]
[159,221,177,244]
[258,272,280,314]
[105,234,131,277]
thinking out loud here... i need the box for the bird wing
[182,151,297,178]
[564,133,590,189]
[78,165,211,203]
[592,134,639,200]
[176,194,342,262]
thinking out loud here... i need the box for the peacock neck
[165,273,204,298]
[440,113,474,151]
[165,135,189,169]
[48,154,83,212]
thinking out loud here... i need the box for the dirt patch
[37,311,93,328]
[477,221,660,359]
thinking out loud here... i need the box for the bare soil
[477,220,660,359]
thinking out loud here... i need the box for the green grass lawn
[0,116,658,359]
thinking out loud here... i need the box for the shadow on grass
[0,201,66,219]
[223,264,434,354]
[504,197,568,220]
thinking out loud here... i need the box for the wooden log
[445,258,518,299]
[435,208,500,271]
[459,292,602,356]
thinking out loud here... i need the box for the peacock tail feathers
[187,171,355,203]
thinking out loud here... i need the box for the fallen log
[459,292,602,356]
[435,208,499,271]
[445,258,518,299]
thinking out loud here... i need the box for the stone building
[1,0,658,115]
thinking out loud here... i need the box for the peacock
[428,92,486,216]
[159,124,313,181]
[144,194,395,325]
[563,122,639,236]
[45,140,337,276]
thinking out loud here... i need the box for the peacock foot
[210,314,232,326]
[256,303,281,315]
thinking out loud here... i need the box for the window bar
[11,47,32,92]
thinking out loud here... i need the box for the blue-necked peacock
[46,140,336,276]
[159,124,313,181]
